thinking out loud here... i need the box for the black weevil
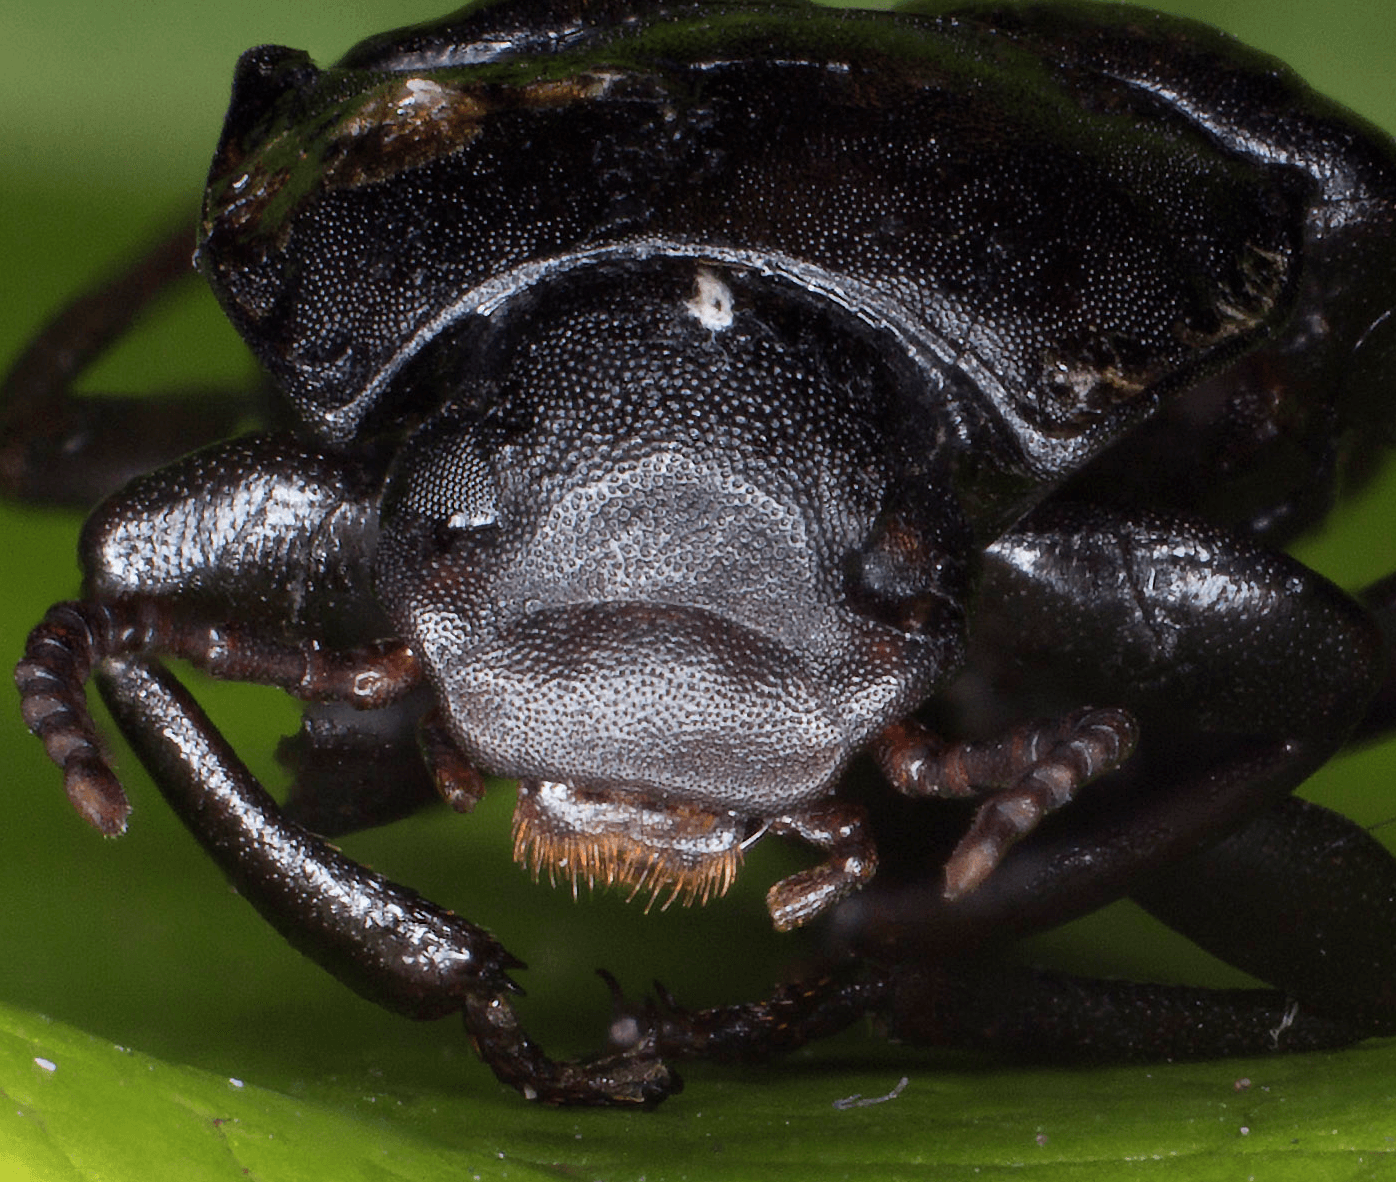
[3,0,1396,1106]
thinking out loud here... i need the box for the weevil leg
[605,968,885,1064]
[873,707,1138,898]
[95,655,677,1105]
[879,959,1368,1060]
[16,597,424,833]
[1132,795,1396,1034]
[16,431,412,831]
[1118,563,1396,1033]
[839,501,1386,967]
[1352,571,1396,744]
[608,950,1367,1068]
[0,223,266,507]
[276,692,447,836]
[764,800,879,931]
[418,706,488,814]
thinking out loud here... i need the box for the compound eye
[390,413,500,530]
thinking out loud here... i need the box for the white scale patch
[684,266,735,330]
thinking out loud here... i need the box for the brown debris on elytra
[510,780,747,911]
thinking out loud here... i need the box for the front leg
[97,655,674,1105]
[641,498,1396,1063]
[9,428,679,1101]
[873,706,1138,898]
[17,430,400,832]
[17,597,422,833]
[843,501,1387,963]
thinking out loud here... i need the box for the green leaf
[2,1,1394,1179]
[7,998,1396,1180]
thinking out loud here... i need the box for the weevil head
[374,261,971,901]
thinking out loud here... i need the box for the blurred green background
[1,2,1394,1179]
